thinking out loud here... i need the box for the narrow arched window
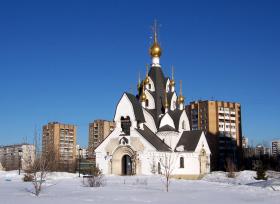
[182,121,185,130]
[149,84,151,89]
[180,157,184,168]
[145,99,149,107]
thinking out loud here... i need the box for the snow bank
[202,170,256,185]
[203,170,280,191]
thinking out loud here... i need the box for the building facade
[0,143,35,171]
[88,120,115,158]
[186,100,242,169]
[42,122,77,163]
[272,140,280,156]
[95,24,211,178]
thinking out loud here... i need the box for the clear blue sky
[0,0,279,147]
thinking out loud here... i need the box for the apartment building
[0,143,35,171]
[42,122,76,163]
[186,100,242,169]
[88,120,115,158]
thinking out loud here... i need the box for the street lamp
[18,149,22,175]
[78,148,82,177]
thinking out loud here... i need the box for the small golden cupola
[140,84,147,102]
[170,65,175,87]
[144,64,150,85]
[149,20,162,65]
[178,80,185,104]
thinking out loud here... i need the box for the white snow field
[0,170,280,204]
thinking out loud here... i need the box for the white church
[95,24,211,179]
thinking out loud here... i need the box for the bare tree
[29,155,50,196]
[24,128,51,196]
[159,152,177,192]
[225,158,237,178]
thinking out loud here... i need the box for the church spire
[149,20,162,66]
[170,65,175,92]
[178,80,185,110]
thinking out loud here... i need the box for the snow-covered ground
[0,170,280,204]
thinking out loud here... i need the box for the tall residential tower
[186,100,242,169]
[88,120,115,158]
[42,122,77,163]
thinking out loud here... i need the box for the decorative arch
[159,113,175,129]
[165,78,170,92]
[114,94,136,127]
[145,90,155,109]
[170,92,177,111]
[147,77,155,92]
[111,146,138,175]
[178,111,190,132]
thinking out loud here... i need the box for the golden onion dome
[140,91,147,102]
[170,79,175,87]
[144,76,150,85]
[178,95,185,104]
[149,42,162,58]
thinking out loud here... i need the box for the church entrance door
[122,155,132,175]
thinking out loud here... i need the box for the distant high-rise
[42,122,76,163]
[186,100,242,169]
[88,120,115,158]
[272,140,280,156]
[242,136,249,148]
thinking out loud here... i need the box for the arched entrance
[122,155,132,175]
[111,146,139,175]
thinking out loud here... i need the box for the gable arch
[178,111,190,132]
[147,77,155,92]
[170,92,177,111]
[165,78,170,92]
[159,113,175,129]
[114,94,137,128]
[145,90,155,109]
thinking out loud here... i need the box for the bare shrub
[225,158,237,178]
[159,153,177,192]
[26,131,51,196]
[28,155,50,196]
[23,173,34,182]
[83,167,104,187]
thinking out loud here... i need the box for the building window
[182,121,185,130]
[180,157,184,168]
[149,84,151,89]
